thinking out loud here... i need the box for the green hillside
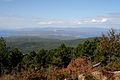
[1,29,120,80]
[5,37,94,53]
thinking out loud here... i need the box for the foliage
[96,29,120,70]
[84,73,97,80]
[54,57,92,80]
[1,29,120,79]
[104,58,120,71]
[6,37,87,53]
[9,48,23,70]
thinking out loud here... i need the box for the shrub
[84,73,96,80]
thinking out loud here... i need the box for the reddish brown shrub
[66,57,92,74]
[54,57,92,79]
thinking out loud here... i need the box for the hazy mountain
[5,36,94,53]
[0,27,108,40]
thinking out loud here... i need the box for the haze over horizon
[0,0,120,38]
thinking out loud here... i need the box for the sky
[0,0,120,30]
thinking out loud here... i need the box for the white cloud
[101,18,108,23]
[91,19,97,23]
[0,13,120,29]
[38,21,64,25]
[37,18,109,26]
[81,18,109,24]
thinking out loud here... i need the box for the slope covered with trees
[0,29,120,80]
[5,37,93,53]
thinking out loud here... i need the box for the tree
[96,29,120,70]
[0,37,7,75]
[22,51,36,70]
[8,48,23,72]
[52,44,71,68]
[76,38,99,62]
[34,49,47,68]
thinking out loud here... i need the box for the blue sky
[0,0,120,29]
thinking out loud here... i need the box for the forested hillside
[0,29,120,80]
[5,37,93,53]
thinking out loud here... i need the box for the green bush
[105,60,120,71]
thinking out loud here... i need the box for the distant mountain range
[0,27,117,53]
[0,27,109,40]
[5,36,94,53]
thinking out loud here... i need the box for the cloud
[37,17,109,26]
[0,16,41,29]
[91,19,97,23]
[89,18,108,23]
[0,13,120,29]
[38,21,64,25]
[101,18,108,22]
